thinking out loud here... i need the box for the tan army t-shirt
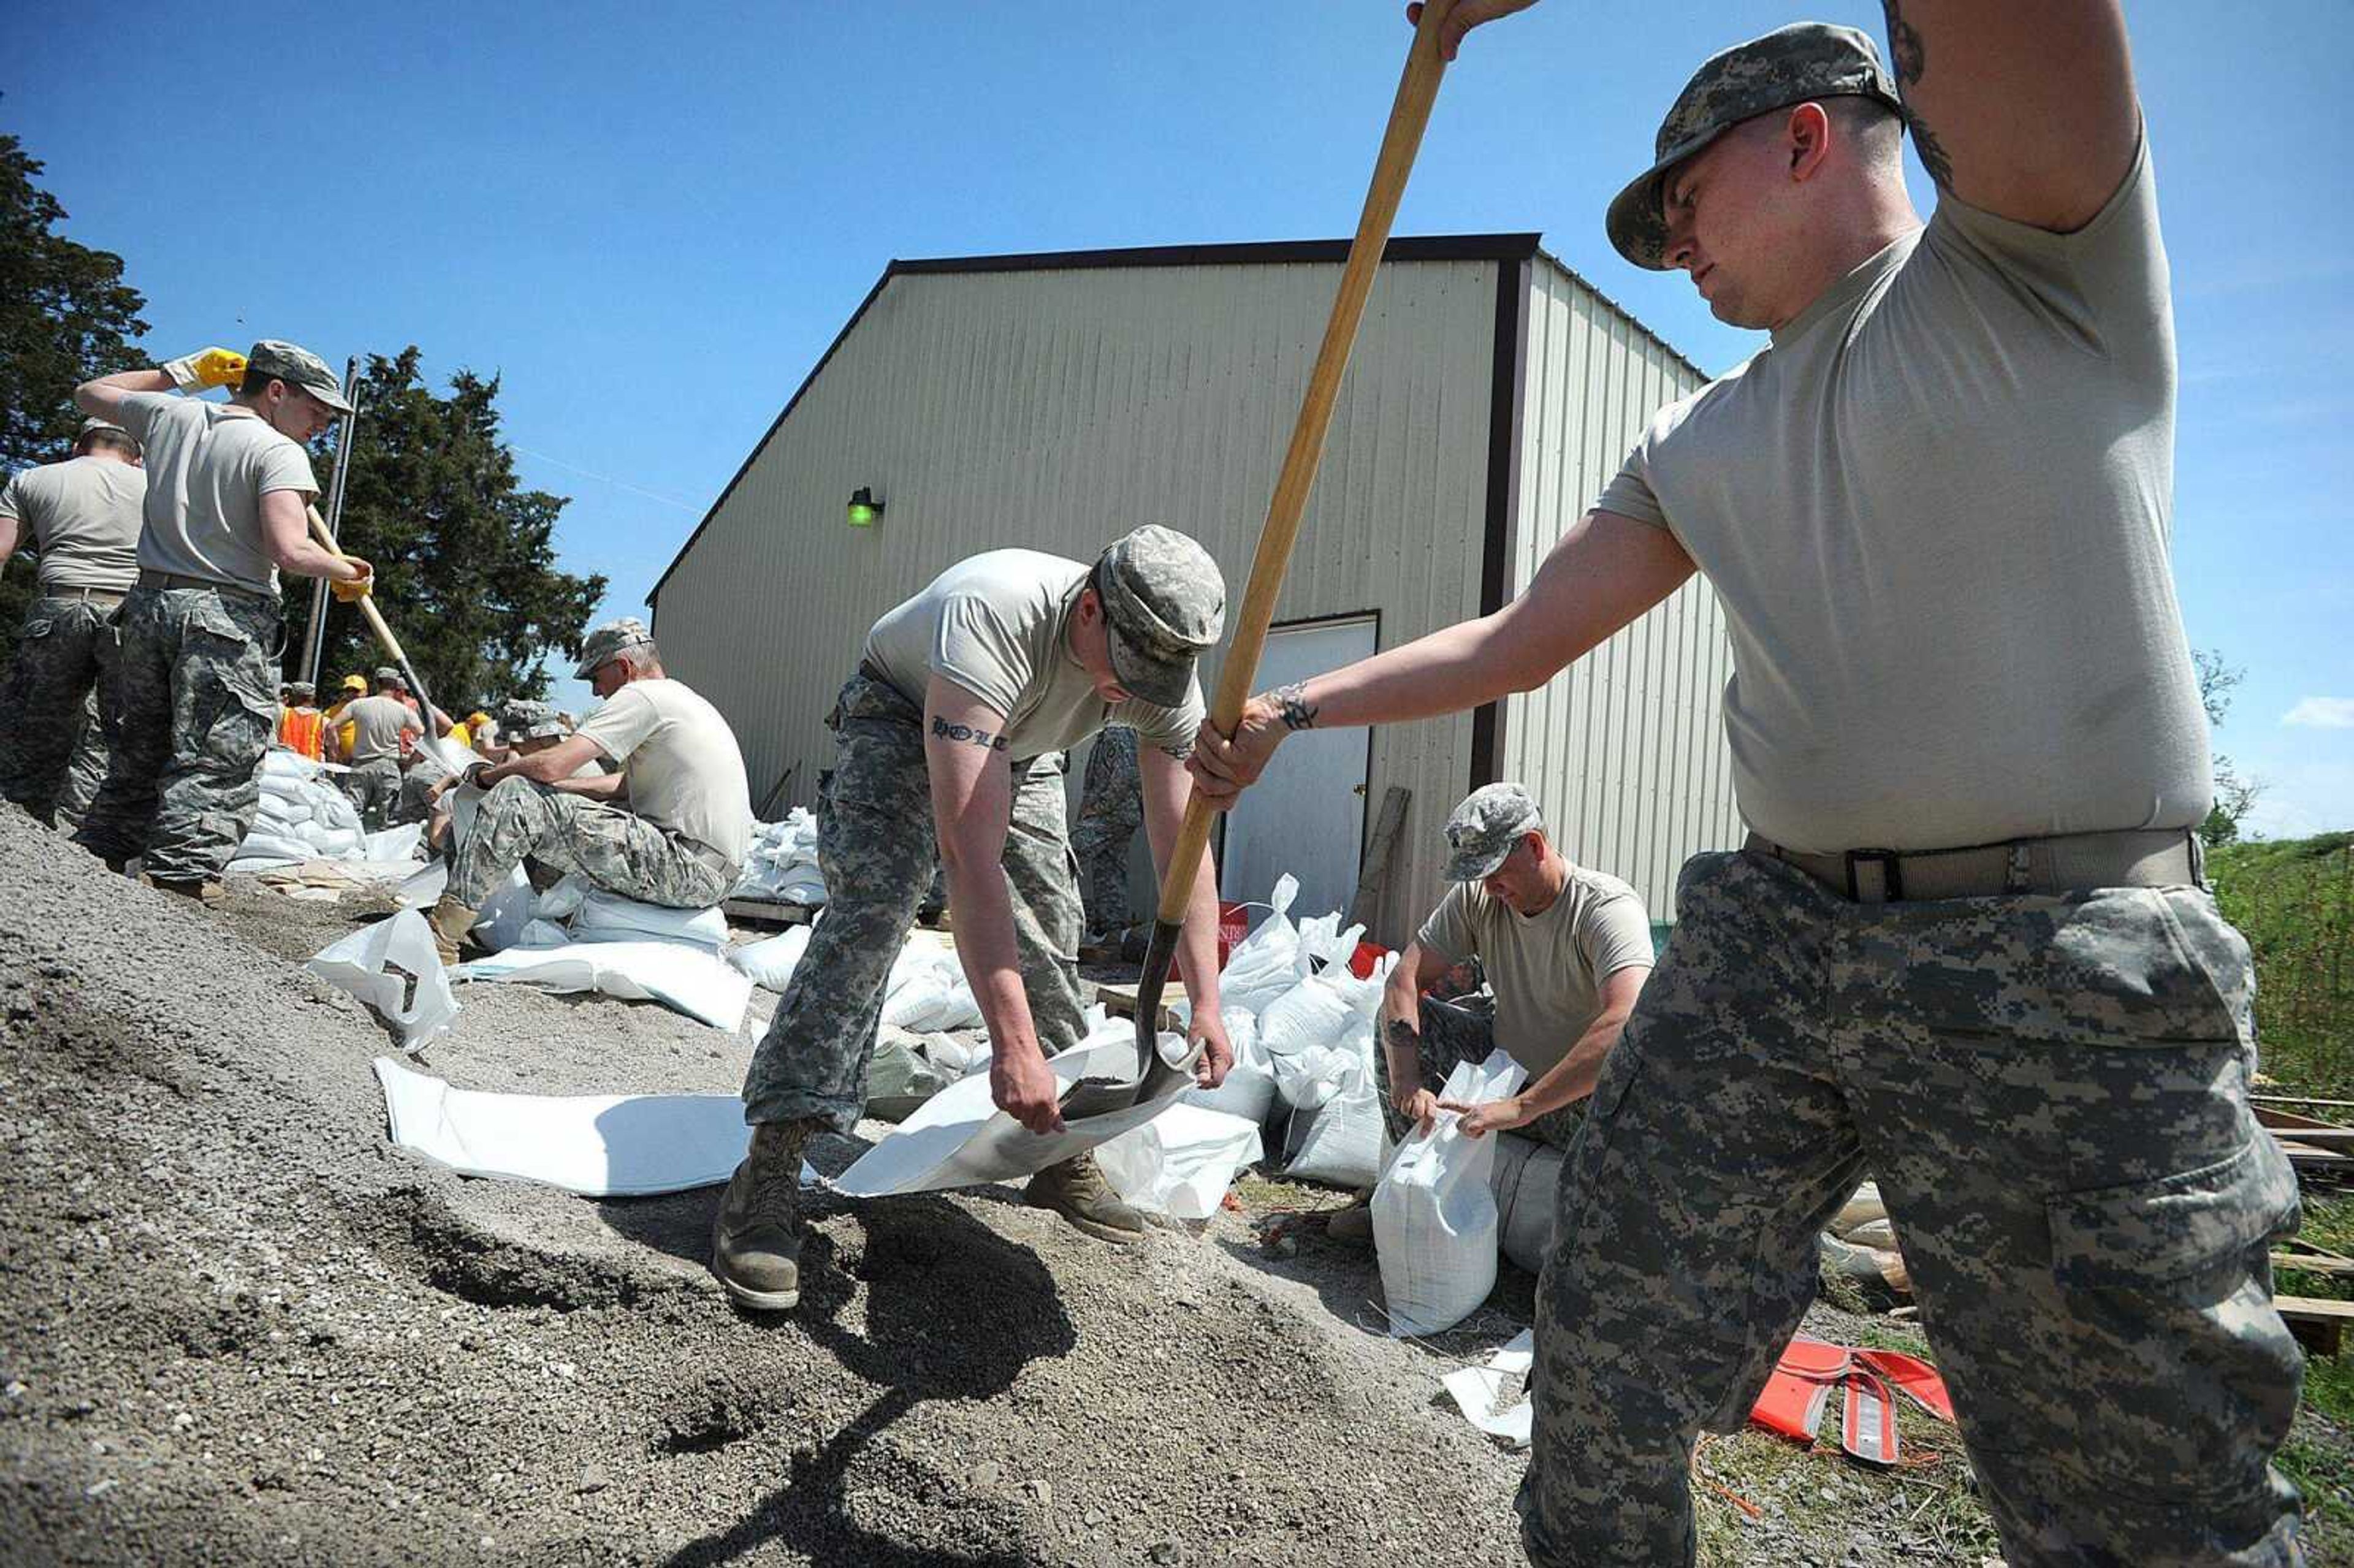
[1417,867,1656,1079]
[0,457,147,592]
[575,678,753,872]
[862,549,1205,763]
[341,695,416,764]
[114,392,318,597]
[1598,139,2206,853]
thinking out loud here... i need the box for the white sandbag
[1294,914,1364,979]
[261,749,321,782]
[362,822,424,863]
[1373,1048,1527,1337]
[533,875,587,922]
[305,910,460,1049]
[1259,951,1392,1110]
[311,825,362,857]
[235,831,319,864]
[371,1056,813,1197]
[453,940,752,1032]
[257,794,313,826]
[729,925,812,991]
[1218,874,1302,1018]
[878,944,983,1032]
[1834,1181,1886,1238]
[1175,1004,1278,1125]
[1280,1079,1387,1189]
[1096,1102,1263,1220]
[559,883,729,951]
[1488,1130,1564,1278]
[734,809,828,906]
[516,918,571,948]
[835,1008,1188,1197]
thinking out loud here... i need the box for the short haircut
[617,637,662,671]
[1828,94,1903,163]
[74,427,140,459]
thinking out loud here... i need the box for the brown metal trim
[894,232,1543,277]
[1468,254,1530,792]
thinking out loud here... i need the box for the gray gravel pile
[0,810,1530,1566]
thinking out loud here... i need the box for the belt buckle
[1844,848,1903,904]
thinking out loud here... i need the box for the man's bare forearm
[1520,1007,1632,1119]
[941,859,1043,1061]
[1173,841,1223,1019]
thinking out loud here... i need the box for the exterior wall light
[848,487,885,527]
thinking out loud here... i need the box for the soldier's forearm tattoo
[1271,682,1319,733]
[931,717,1008,752]
[1879,1,1956,190]
[1158,742,1194,763]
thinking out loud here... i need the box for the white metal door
[1221,616,1377,921]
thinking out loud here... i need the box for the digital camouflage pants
[74,585,280,885]
[0,594,122,826]
[447,774,733,912]
[741,669,1087,1132]
[1072,723,1143,936]
[342,757,402,832]
[1372,992,1585,1154]
[1517,847,2303,1568]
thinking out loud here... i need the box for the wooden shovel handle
[1151,0,1460,926]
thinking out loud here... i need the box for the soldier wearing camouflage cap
[68,341,371,902]
[712,527,1239,1312]
[425,618,752,964]
[1364,783,1651,1176]
[0,411,149,826]
[1204,6,2296,1561]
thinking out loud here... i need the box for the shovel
[1083,0,1464,1111]
[306,504,450,759]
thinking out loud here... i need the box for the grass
[2212,832,2354,1098]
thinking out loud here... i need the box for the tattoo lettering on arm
[1384,1016,1421,1060]
[1271,682,1319,733]
[931,716,1008,752]
[1158,742,1194,763]
[1880,0,1956,191]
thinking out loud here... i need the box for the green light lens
[848,502,878,527]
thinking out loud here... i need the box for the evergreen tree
[299,348,606,716]
[0,127,150,659]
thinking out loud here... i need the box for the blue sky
[10,2,2345,836]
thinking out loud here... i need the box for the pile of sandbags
[519,874,730,951]
[735,809,826,905]
[233,748,367,866]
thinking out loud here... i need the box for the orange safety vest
[277,706,326,761]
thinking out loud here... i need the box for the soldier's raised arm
[1874,0,2141,229]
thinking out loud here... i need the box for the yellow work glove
[162,347,248,392]
[329,558,374,603]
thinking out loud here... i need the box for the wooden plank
[1094,979,1181,1033]
[2276,1255,2354,1279]
[2277,1295,2354,1356]
[1346,785,1411,933]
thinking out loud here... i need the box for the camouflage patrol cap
[286,680,315,699]
[499,698,568,742]
[77,416,139,453]
[1092,526,1225,708]
[243,340,354,414]
[573,617,655,679]
[1442,782,1545,883]
[374,665,403,687]
[1607,21,1902,270]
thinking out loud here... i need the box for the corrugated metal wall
[652,256,1500,942]
[1498,259,1743,921]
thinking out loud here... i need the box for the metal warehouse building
[648,233,1741,944]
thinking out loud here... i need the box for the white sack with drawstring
[1373,1047,1527,1337]
[1218,874,1303,1018]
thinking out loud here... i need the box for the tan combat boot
[710,1119,816,1311]
[1024,1150,1146,1244]
[143,874,226,908]
[425,896,479,966]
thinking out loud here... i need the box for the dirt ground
[0,805,2324,1566]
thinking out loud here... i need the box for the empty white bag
[1372,1047,1528,1337]
[454,940,753,1032]
[1095,1102,1263,1220]
[305,910,461,1049]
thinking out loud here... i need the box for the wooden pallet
[1093,978,1182,1033]
[2259,1106,2354,1177]
[2277,1295,2354,1357]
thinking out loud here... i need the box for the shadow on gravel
[654,1195,1074,1567]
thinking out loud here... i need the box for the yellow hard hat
[340,674,367,693]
